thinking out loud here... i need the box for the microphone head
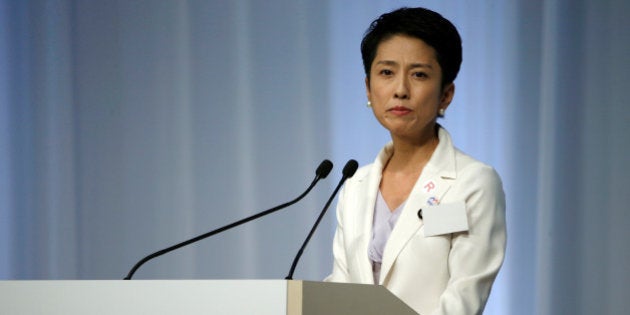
[342,159,359,178]
[316,159,334,178]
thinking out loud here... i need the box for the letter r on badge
[424,181,436,193]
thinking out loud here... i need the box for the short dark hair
[361,7,462,88]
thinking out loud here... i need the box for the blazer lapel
[353,157,383,284]
[378,127,457,284]
[378,174,452,284]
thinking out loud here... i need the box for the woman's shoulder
[452,148,502,186]
[438,126,499,178]
[342,163,374,186]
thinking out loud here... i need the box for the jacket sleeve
[432,165,507,315]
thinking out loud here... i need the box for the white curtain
[1,0,629,314]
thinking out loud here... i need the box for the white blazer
[325,127,506,315]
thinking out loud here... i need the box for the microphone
[285,159,359,280]
[124,159,333,280]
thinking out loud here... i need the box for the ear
[365,77,371,101]
[440,83,455,111]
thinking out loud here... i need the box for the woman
[325,7,506,315]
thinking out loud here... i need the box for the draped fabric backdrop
[1,1,628,314]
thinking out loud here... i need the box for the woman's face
[366,34,454,143]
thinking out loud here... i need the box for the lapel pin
[427,196,439,206]
[423,180,437,193]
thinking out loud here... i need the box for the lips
[388,106,412,116]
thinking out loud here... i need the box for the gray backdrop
[1,1,629,314]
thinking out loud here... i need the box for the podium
[0,280,417,314]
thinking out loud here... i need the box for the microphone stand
[124,160,333,280]
[285,160,358,280]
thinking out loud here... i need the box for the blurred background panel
[1,1,628,314]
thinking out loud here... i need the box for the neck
[387,126,440,173]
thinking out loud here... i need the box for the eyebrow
[375,60,433,69]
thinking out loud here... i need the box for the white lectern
[0,280,417,314]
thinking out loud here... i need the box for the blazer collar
[378,127,458,284]
[352,146,389,283]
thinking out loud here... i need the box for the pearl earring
[438,108,446,116]
[367,101,372,108]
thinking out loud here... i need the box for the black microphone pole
[285,159,358,280]
[124,160,333,280]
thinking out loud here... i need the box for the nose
[393,76,409,99]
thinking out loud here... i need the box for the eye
[413,72,428,79]
[379,69,393,76]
